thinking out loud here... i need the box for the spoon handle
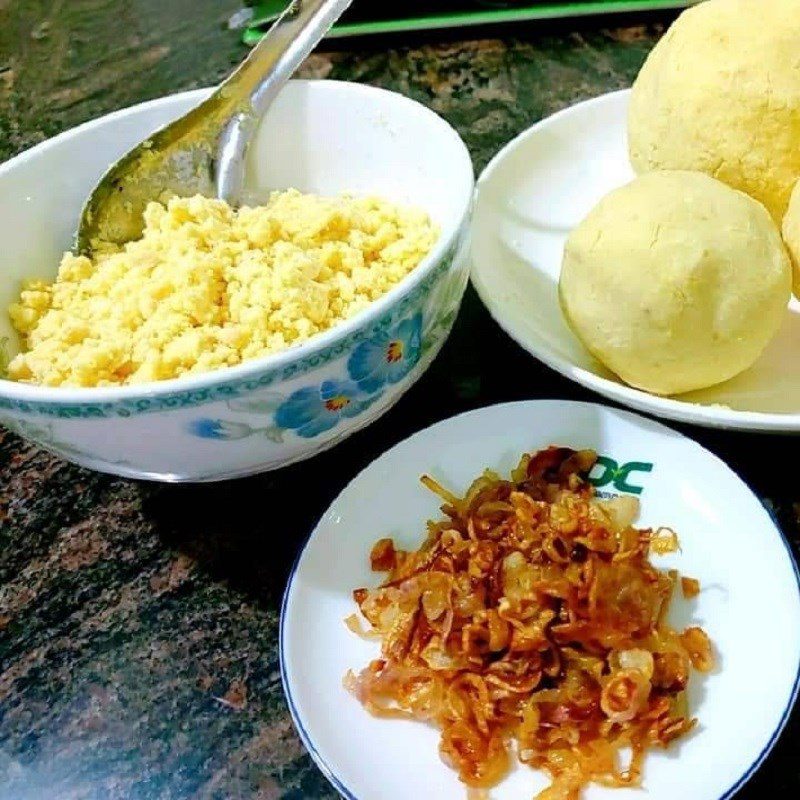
[216,0,354,202]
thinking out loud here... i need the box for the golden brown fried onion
[345,447,713,799]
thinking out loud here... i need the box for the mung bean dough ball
[559,171,791,396]
[628,0,800,224]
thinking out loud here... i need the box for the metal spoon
[75,0,353,256]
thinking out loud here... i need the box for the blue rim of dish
[278,401,800,800]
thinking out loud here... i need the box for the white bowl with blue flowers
[0,80,474,481]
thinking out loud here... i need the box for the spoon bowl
[76,0,352,254]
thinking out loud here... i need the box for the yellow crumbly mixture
[7,191,438,387]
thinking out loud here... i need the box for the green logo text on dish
[589,456,653,496]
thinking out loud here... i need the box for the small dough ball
[628,0,800,222]
[559,171,791,396]
[782,180,800,294]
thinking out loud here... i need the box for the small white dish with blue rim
[281,399,800,800]
[0,79,473,481]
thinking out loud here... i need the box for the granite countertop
[1,3,798,799]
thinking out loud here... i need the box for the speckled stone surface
[0,4,798,799]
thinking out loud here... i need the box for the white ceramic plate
[281,400,800,800]
[471,90,800,432]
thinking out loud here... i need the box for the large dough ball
[559,171,791,396]
[629,0,800,223]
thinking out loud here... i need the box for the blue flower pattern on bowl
[347,313,422,394]
[275,379,378,439]
[188,419,254,441]
[187,310,435,441]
